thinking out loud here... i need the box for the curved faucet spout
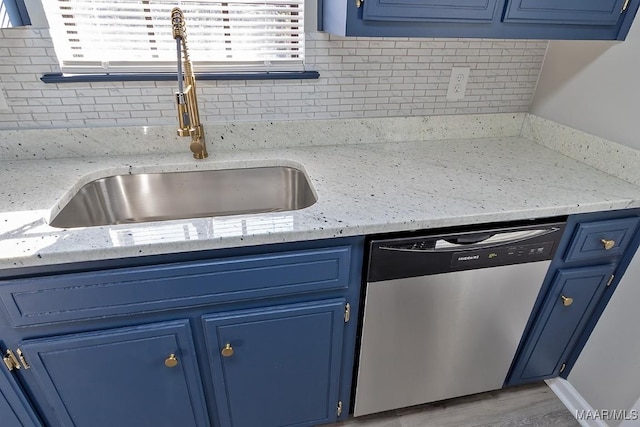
[172,7,207,159]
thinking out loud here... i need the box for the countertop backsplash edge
[0,113,526,161]
[523,114,640,187]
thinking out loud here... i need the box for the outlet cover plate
[446,67,470,101]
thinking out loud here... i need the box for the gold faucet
[171,8,207,159]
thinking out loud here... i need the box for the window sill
[40,71,320,84]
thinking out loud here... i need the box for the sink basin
[50,166,317,228]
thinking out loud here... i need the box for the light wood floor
[332,382,579,427]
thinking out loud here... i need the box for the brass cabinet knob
[221,344,234,357]
[165,354,179,368]
[561,295,574,307]
[601,239,616,250]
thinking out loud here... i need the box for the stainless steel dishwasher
[354,220,566,416]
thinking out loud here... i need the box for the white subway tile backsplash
[0,29,547,129]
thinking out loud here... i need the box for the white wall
[568,248,640,427]
[0,25,547,130]
[533,19,640,425]
[531,18,640,150]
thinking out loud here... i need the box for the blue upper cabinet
[504,0,627,25]
[0,0,31,28]
[321,0,640,39]
[363,0,500,22]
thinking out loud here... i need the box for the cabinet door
[504,0,627,25]
[0,365,41,427]
[363,0,500,22]
[507,264,616,385]
[18,320,209,427]
[203,299,346,427]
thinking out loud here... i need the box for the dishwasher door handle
[379,227,561,253]
[435,228,559,249]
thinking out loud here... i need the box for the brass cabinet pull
[601,239,616,250]
[221,344,234,357]
[165,354,179,368]
[561,295,574,307]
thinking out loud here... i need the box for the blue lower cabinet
[507,264,616,385]
[0,366,41,426]
[203,299,346,427]
[17,320,210,427]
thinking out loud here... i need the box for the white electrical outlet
[446,67,470,101]
[0,87,9,111]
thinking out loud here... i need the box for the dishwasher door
[354,222,565,417]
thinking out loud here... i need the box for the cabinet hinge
[559,363,566,373]
[337,401,343,417]
[17,348,30,369]
[344,303,351,323]
[3,349,21,372]
[606,274,615,287]
[622,0,630,13]
[356,0,363,8]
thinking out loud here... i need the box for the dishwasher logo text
[457,255,480,261]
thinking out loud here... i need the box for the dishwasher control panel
[452,241,555,267]
[367,221,566,282]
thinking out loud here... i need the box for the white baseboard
[545,378,609,427]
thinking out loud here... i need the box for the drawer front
[0,246,352,326]
[564,217,640,262]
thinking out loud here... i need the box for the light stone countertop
[2,130,640,271]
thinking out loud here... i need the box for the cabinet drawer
[0,246,352,326]
[564,217,640,262]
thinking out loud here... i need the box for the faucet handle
[189,125,208,159]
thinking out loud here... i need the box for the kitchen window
[40,0,314,82]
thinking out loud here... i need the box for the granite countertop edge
[2,131,640,271]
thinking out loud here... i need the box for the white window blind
[42,0,304,74]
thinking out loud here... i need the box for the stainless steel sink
[50,166,317,228]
